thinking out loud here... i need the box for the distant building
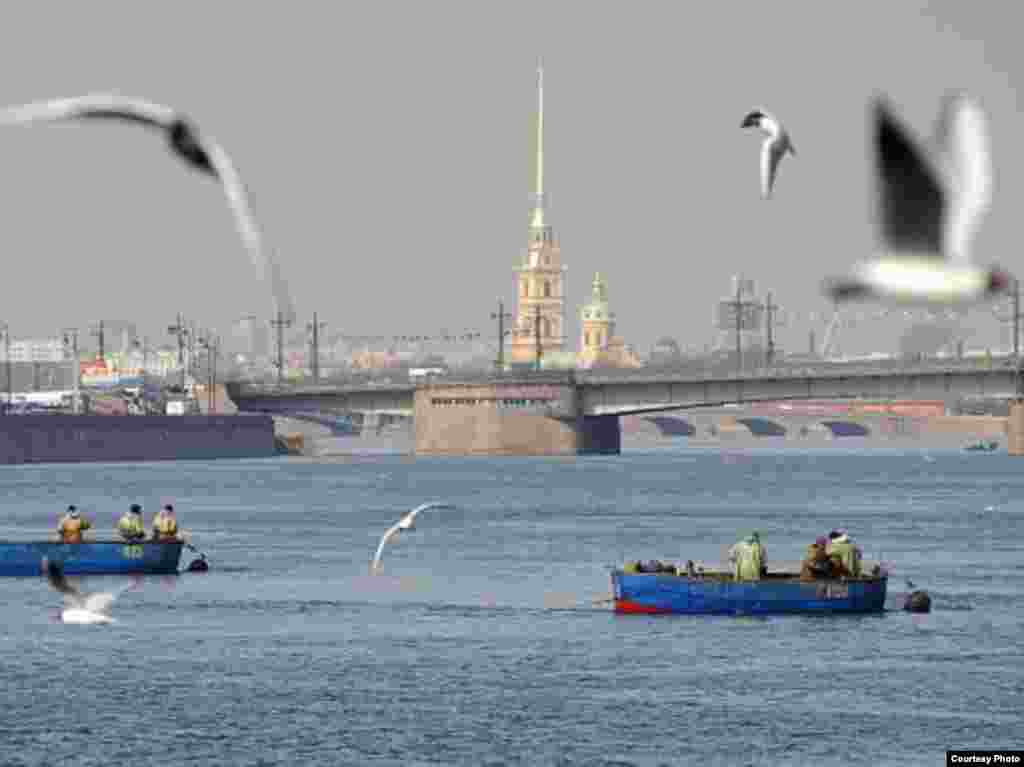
[351,349,402,370]
[8,338,67,363]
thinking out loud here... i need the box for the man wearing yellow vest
[152,504,180,542]
[57,505,92,543]
[117,504,146,541]
[827,529,862,577]
[729,531,766,581]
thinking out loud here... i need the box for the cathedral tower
[580,272,614,353]
[510,59,566,366]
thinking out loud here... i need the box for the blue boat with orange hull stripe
[0,541,183,576]
[611,570,887,615]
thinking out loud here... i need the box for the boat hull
[0,541,183,576]
[611,571,887,615]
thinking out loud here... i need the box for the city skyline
[0,2,1020,356]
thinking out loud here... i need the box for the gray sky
[0,1,1020,356]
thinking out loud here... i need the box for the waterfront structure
[510,60,566,366]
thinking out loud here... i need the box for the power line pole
[764,291,777,367]
[733,281,743,375]
[491,300,512,372]
[199,334,219,413]
[307,312,326,383]
[187,320,198,385]
[534,303,543,371]
[271,311,292,386]
[92,320,105,362]
[167,314,188,391]
[1013,277,1022,398]
[1013,276,1020,361]
[62,329,80,414]
[0,323,10,415]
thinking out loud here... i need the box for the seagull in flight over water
[371,502,457,573]
[0,92,294,322]
[43,557,132,625]
[740,108,796,199]
[824,93,1013,306]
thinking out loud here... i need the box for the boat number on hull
[121,545,144,560]
[817,583,849,600]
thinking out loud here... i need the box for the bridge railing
[578,359,1021,385]
[227,357,1022,393]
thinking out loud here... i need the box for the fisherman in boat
[151,504,180,542]
[728,531,766,581]
[57,505,92,544]
[117,504,146,541]
[800,536,836,581]
[826,529,862,578]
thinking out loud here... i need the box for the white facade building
[7,338,68,363]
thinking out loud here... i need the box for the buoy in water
[186,556,209,573]
[903,590,931,613]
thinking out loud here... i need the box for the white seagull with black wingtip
[824,94,1013,305]
[370,502,457,574]
[0,92,294,321]
[740,108,796,199]
[43,557,127,625]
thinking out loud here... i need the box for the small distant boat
[0,541,183,576]
[611,568,887,615]
[964,440,999,452]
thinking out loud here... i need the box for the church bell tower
[510,59,566,366]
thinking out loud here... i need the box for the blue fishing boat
[611,569,887,615]
[0,541,183,576]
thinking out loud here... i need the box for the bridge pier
[413,380,620,455]
[1008,401,1024,456]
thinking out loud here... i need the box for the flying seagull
[43,557,128,624]
[370,502,457,573]
[740,108,796,199]
[824,94,1013,305]
[0,92,295,322]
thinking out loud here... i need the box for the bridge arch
[736,417,787,437]
[818,420,871,437]
[643,416,695,437]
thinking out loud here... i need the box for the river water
[0,446,1021,766]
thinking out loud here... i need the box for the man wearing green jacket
[729,531,766,581]
[117,504,146,541]
[827,529,862,577]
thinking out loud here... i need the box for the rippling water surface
[1,447,1021,766]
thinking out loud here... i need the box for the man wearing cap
[151,504,180,542]
[117,504,146,541]
[728,531,766,581]
[827,529,862,577]
[57,505,92,544]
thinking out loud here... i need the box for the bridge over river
[226,360,1024,455]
